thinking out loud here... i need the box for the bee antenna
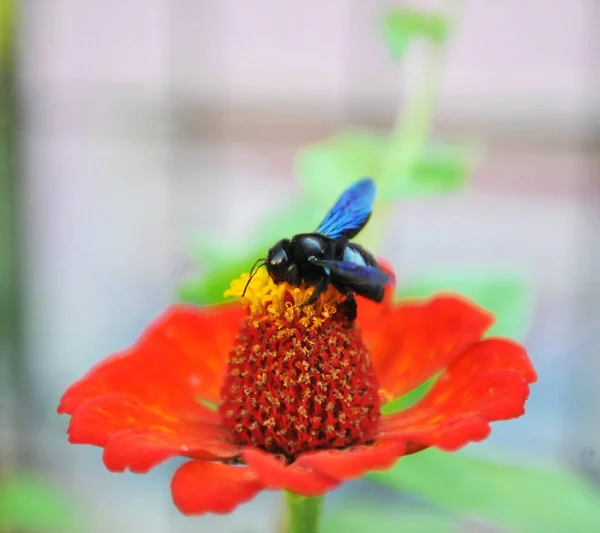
[242,258,267,297]
[248,256,266,277]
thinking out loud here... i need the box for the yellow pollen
[224,268,345,322]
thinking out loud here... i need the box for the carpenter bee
[243,178,392,322]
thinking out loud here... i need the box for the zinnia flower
[58,266,536,515]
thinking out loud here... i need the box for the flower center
[219,270,381,458]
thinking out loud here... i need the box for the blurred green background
[1,1,599,532]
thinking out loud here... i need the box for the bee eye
[270,249,288,266]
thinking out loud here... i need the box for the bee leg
[300,265,330,307]
[302,276,330,307]
[342,292,357,322]
[331,283,357,322]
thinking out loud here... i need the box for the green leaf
[382,9,451,60]
[386,143,480,198]
[369,450,600,533]
[252,199,323,247]
[0,473,78,532]
[296,131,385,204]
[397,269,532,341]
[381,376,437,415]
[296,132,473,204]
[323,505,457,533]
[178,252,255,306]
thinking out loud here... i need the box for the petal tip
[171,460,262,515]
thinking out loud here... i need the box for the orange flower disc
[219,295,381,456]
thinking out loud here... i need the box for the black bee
[244,178,392,321]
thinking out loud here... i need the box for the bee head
[266,239,292,283]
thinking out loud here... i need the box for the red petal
[171,460,263,515]
[68,394,239,472]
[445,338,537,385]
[296,439,406,481]
[362,295,493,399]
[103,430,239,473]
[379,339,535,450]
[58,303,245,416]
[242,447,339,496]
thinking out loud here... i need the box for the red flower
[58,267,536,515]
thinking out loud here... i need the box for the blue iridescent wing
[315,178,376,240]
[309,258,392,287]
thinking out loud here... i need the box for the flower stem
[284,491,324,533]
